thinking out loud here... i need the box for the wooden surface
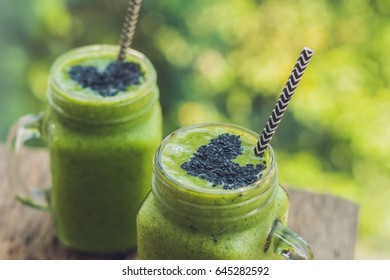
[0,144,359,260]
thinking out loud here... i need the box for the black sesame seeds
[181,133,266,190]
[69,61,144,97]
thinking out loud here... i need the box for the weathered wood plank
[287,188,359,259]
[0,144,359,259]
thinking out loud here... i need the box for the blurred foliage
[1,0,390,258]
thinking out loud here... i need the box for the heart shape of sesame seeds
[181,133,266,190]
[69,61,143,97]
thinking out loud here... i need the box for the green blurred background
[1,0,390,259]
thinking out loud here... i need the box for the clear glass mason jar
[137,123,313,259]
[7,45,162,253]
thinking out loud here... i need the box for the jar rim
[49,44,156,105]
[155,122,277,197]
[47,44,158,124]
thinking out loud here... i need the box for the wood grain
[287,188,359,259]
[0,144,359,259]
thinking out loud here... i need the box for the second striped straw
[254,47,314,157]
[117,0,143,63]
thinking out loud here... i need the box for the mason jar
[137,123,313,259]
[7,45,162,253]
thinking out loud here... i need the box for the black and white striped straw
[254,47,314,157]
[117,0,143,62]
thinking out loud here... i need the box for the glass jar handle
[267,219,314,260]
[7,113,50,211]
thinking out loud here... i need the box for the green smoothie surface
[160,125,268,190]
[55,54,146,98]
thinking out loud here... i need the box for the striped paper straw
[254,47,314,157]
[117,0,143,62]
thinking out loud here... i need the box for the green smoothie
[59,61,141,97]
[160,125,268,190]
[42,45,162,253]
[137,123,292,259]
